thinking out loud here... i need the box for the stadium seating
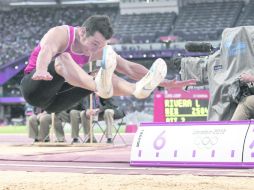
[173,1,244,41]
[236,0,254,26]
[113,12,176,43]
[1,1,251,66]
[0,6,118,66]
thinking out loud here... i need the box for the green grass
[0,125,126,134]
[0,125,27,134]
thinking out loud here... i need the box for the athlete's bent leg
[54,53,96,92]
[20,61,66,109]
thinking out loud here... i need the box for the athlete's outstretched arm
[115,55,196,89]
[32,26,68,81]
[115,55,148,80]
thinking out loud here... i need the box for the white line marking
[0,163,253,173]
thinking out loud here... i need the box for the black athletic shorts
[20,61,92,113]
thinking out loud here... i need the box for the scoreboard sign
[153,89,209,122]
[164,98,208,122]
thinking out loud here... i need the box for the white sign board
[130,121,254,168]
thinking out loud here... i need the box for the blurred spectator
[84,95,125,143]
[28,110,67,143]
[69,100,87,144]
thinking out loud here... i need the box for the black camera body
[228,79,254,104]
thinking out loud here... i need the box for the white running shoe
[95,45,117,99]
[133,58,167,99]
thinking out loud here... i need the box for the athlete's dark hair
[82,15,113,40]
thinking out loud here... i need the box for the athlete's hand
[166,79,197,89]
[32,70,53,81]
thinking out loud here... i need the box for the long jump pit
[0,133,254,190]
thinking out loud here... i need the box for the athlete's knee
[56,53,72,65]
[54,59,65,75]
[55,53,71,74]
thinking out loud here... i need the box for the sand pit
[0,171,254,190]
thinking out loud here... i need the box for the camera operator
[173,26,254,121]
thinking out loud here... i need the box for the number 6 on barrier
[153,130,166,150]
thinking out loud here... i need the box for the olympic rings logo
[194,136,218,149]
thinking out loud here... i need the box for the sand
[0,171,254,190]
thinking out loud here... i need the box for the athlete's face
[79,27,107,54]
